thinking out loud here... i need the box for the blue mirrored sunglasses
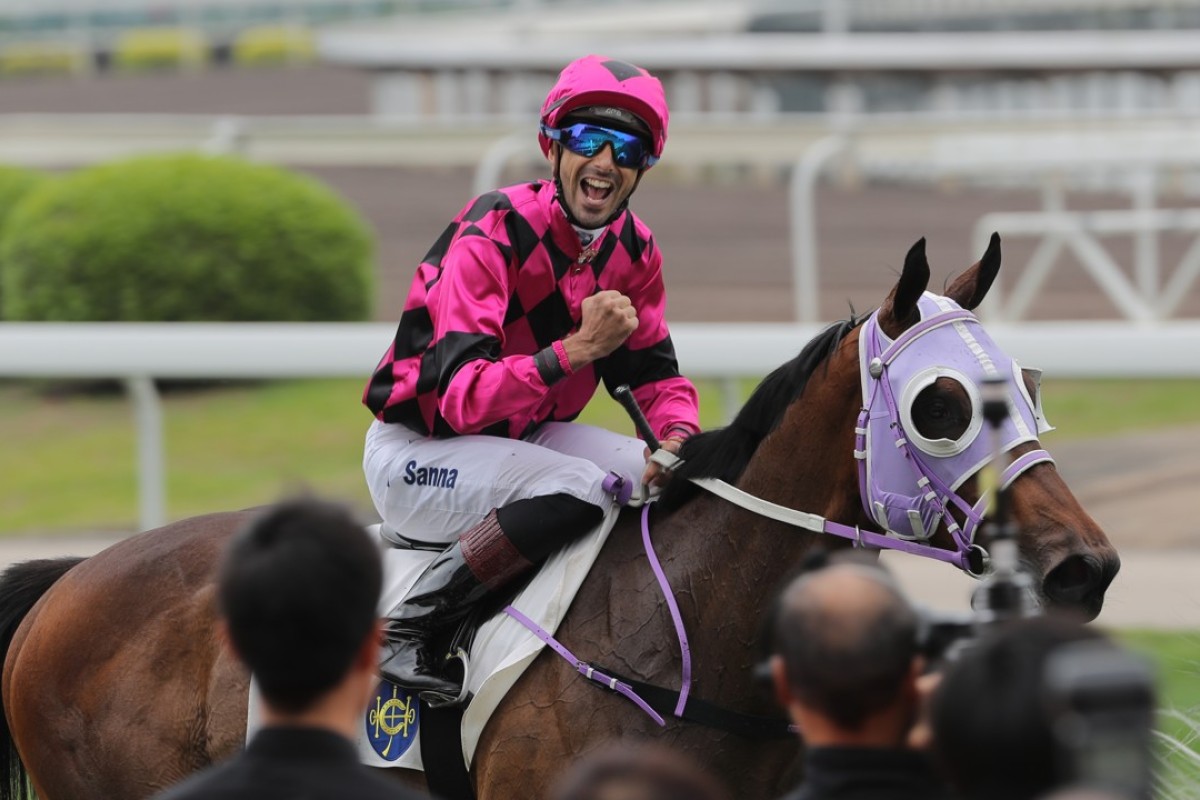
[541,122,658,169]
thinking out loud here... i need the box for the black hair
[772,554,918,730]
[218,497,382,714]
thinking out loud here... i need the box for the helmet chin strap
[552,146,645,231]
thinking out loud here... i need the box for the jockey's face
[552,142,639,229]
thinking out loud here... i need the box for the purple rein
[505,299,1055,727]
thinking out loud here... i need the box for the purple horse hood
[856,292,1054,544]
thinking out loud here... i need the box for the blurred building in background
[3,1,1200,118]
[751,0,1200,31]
[3,0,1200,326]
[306,0,1200,120]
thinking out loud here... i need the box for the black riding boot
[380,495,603,702]
[379,510,524,699]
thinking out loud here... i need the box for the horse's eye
[912,380,971,441]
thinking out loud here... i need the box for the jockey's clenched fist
[564,290,639,369]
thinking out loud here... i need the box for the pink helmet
[538,55,669,163]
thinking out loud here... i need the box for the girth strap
[500,609,795,739]
[586,664,796,739]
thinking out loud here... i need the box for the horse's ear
[946,232,1001,311]
[879,237,930,336]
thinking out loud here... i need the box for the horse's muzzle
[1042,551,1121,621]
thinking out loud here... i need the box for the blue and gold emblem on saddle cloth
[366,679,419,761]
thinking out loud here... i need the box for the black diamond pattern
[381,398,429,434]
[368,181,690,441]
[590,234,619,282]
[422,222,458,269]
[617,213,645,262]
[463,191,512,223]
[430,332,502,394]
[415,349,442,396]
[598,334,679,389]
[505,209,542,268]
[503,293,525,328]
[524,291,575,349]
[601,59,643,82]
[393,306,434,358]
[459,223,489,240]
[542,233,576,281]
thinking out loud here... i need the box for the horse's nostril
[1050,556,1091,591]
[1043,554,1118,621]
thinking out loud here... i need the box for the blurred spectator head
[769,550,922,743]
[218,497,382,713]
[548,740,732,800]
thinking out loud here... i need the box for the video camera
[918,377,1158,800]
[916,375,1037,665]
[1045,639,1157,800]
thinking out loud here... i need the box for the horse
[0,235,1119,800]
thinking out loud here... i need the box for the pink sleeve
[634,378,701,442]
[430,236,551,434]
[620,239,701,440]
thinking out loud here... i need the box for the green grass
[1118,631,1200,719]
[1116,630,1200,797]
[1037,379,1200,439]
[3,376,1200,536]
[0,379,375,535]
[1120,631,1200,749]
[0,376,1195,794]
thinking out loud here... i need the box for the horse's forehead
[917,292,966,322]
[881,295,1026,415]
[857,289,1048,541]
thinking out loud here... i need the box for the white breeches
[363,419,646,546]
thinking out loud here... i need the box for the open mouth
[580,176,615,206]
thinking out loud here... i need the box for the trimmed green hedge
[0,41,88,77]
[112,27,208,72]
[233,26,317,66]
[0,165,46,230]
[0,154,374,322]
[0,165,49,317]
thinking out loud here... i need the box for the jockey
[362,54,700,701]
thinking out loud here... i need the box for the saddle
[353,510,621,771]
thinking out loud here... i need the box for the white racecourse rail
[3,321,1200,532]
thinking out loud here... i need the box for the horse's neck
[720,399,864,560]
[574,360,864,707]
[646,382,865,679]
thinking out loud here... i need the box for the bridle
[679,292,1055,576]
[510,292,1059,732]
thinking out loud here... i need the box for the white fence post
[790,134,847,323]
[125,375,166,532]
[473,131,535,197]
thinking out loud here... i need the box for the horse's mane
[657,315,862,511]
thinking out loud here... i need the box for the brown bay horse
[0,237,1120,800]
